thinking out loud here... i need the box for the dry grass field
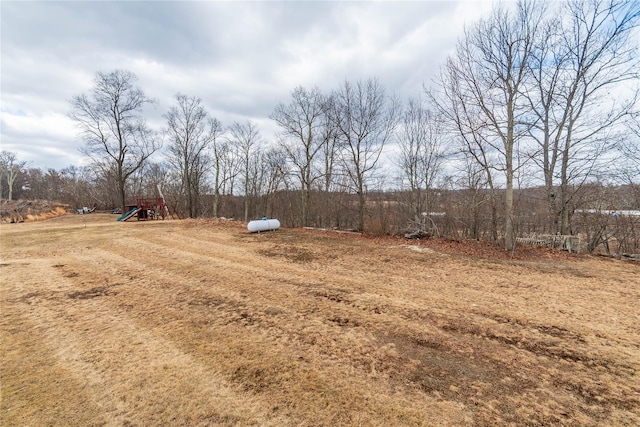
[1,214,639,426]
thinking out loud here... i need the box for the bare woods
[3,0,639,255]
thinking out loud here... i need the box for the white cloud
[1,110,85,168]
[1,0,497,170]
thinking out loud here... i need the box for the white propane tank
[247,218,281,233]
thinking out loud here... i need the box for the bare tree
[526,0,640,234]
[227,121,262,222]
[139,161,172,199]
[431,55,501,243]
[165,94,222,218]
[21,168,44,200]
[271,86,329,227]
[625,113,640,169]
[69,70,159,213]
[397,97,447,223]
[331,78,399,232]
[433,1,541,250]
[0,151,26,201]
[253,147,288,218]
[624,113,640,177]
[617,113,640,203]
[458,155,493,240]
[211,138,237,218]
[316,95,341,228]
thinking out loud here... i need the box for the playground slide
[116,208,141,222]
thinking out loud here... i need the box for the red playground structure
[117,196,180,222]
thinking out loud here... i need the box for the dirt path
[1,214,639,426]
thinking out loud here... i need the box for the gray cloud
[1,0,494,170]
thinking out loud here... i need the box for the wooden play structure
[117,196,180,222]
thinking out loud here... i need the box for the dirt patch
[68,284,120,300]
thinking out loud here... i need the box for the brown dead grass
[25,207,67,222]
[1,215,639,426]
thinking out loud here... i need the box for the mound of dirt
[0,199,68,223]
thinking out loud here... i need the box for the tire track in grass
[1,257,286,426]
[67,243,471,425]
[1,260,108,427]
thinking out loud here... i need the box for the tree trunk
[119,180,126,215]
[504,116,515,251]
[302,187,310,227]
[559,129,572,235]
[357,181,366,232]
[489,187,498,243]
[505,176,514,251]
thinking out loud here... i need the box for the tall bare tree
[252,147,288,218]
[526,0,640,234]
[316,95,341,228]
[434,1,541,250]
[211,139,237,218]
[430,73,500,242]
[331,78,399,232]
[0,151,26,201]
[457,154,494,240]
[271,86,329,227]
[165,94,222,218]
[228,121,262,222]
[397,97,447,222]
[69,70,159,213]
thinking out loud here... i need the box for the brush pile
[0,199,67,223]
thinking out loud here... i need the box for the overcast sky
[1,0,496,171]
